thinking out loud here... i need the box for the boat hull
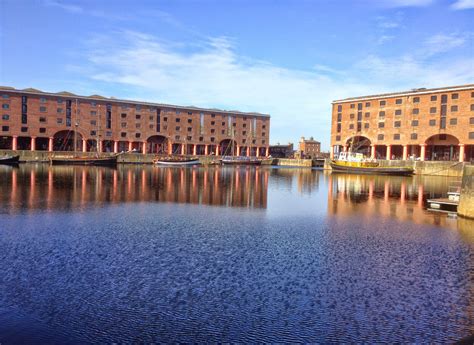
[154,159,200,166]
[50,156,118,166]
[221,158,262,165]
[0,155,20,165]
[330,162,414,176]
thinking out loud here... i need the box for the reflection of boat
[50,155,118,166]
[222,156,262,165]
[0,155,20,165]
[153,156,200,166]
[331,152,414,176]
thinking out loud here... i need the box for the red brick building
[330,84,474,162]
[298,136,321,159]
[0,86,270,156]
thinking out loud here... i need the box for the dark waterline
[0,164,473,343]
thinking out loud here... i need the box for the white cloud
[43,0,83,13]
[422,33,468,56]
[75,30,474,149]
[451,0,474,9]
[371,0,434,7]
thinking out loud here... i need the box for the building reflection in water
[327,173,474,233]
[0,165,268,213]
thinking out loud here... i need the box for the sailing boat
[50,100,118,166]
[153,136,200,166]
[221,127,261,165]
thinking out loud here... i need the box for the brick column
[113,141,118,154]
[142,142,147,154]
[128,141,133,152]
[193,144,197,156]
[386,145,391,160]
[459,144,465,162]
[48,137,53,152]
[181,144,185,155]
[420,144,426,161]
[31,137,36,151]
[402,145,408,160]
[98,140,103,153]
[370,145,376,159]
[204,144,208,155]
[12,136,18,151]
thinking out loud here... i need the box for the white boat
[153,157,200,166]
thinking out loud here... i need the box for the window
[121,105,129,110]
[377,134,384,140]
[211,129,215,133]
[211,114,216,118]
[378,122,385,128]
[121,113,127,118]
[394,134,400,140]
[221,130,225,134]
[187,111,192,115]
[121,122,127,128]
[365,102,371,107]
[380,100,386,106]
[350,104,355,109]
[135,133,141,138]
[336,114,342,121]
[349,124,354,129]
[149,116,154,121]
[39,128,46,133]
[39,106,47,112]
[336,124,341,133]
[187,136,192,141]
[262,125,266,129]
[411,133,417,140]
[136,124,141,128]
[57,118,63,124]
[210,137,215,142]
[136,105,141,111]
[413,97,420,103]
[175,126,180,131]
[91,111,97,116]
[412,108,419,115]
[395,109,402,116]
[357,103,362,110]
[452,93,459,100]
[411,120,418,126]
[90,120,97,126]
[450,118,457,125]
[337,105,342,112]
[451,105,458,112]
[2,94,9,99]
[471,104,474,111]
[187,127,192,132]
[199,136,203,142]
[350,114,355,119]
[175,135,180,140]
[39,117,46,123]
[21,127,28,132]
[394,121,401,128]
[176,118,180,123]
[211,121,215,125]
[431,95,437,101]
[364,112,370,118]
[90,130,96,136]
[429,119,436,126]
[395,99,402,105]
[135,114,141,120]
[440,117,446,129]
[40,97,46,103]
[2,114,9,120]
[430,107,437,114]
[364,123,369,129]
[221,122,225,126]
[2,104,9,109]
[91,101,97,107]
[262,132,266,136]
[163,117,167,122]
[121,132,126,138]
[106,131,112,137]
[1,126,9,131]
[57,99,63,104]
[57,108,63,113]
[187,119,192,123]
[470,132,474,139]
[471,92,474,98]
[243,123,246,128]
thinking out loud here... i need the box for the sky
[0,0,473,149]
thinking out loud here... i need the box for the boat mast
[74,99,78,157]
[97,104,100,157]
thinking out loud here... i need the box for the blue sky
[1,0,473,149]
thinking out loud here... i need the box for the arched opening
[346,136,371,156]
[147,135,168,154]
[53,130,83,152]
[102,140,114,153]
[36,137,49,151]
[425,134,460,161]
[17,136,31,150]
[219,139,237,156]
[0,136,12,150]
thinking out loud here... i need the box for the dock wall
[458,165,474,219]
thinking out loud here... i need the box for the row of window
[339,92,474,111]
[334,132,474,141]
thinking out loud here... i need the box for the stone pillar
[420,144,426,161]
[256,147,260,157]
[142,142,147,154]
[386,145,391,160]
[459,144,465,162]
[31,137,36,151]
[216,145,220,156]
[181,144,185,155]
[48,137,53,152]
[168,141,172,154]
[82,139,87,152]
[193,144,197,156]
[247,147,251,157]
[330,146,335,160]
[265,147,269,157]
[370,145,376,159]
[113,140,118,154]
[128,141,133,152]
[402,145,408,160]
[204,144,209,155]
[12,136,18,151]
[236,146,241,156]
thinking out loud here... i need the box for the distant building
[269,143,294,158]
[298,136,321,159]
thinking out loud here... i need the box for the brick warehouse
[0,86,270,156]
[330,84,474,162]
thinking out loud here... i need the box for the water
[0,164,473,343]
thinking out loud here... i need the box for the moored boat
[221,156,262,165]
[50,155,118,166]
[330,152,414,176]
[0,155,20,165]
[153,156,200,166]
